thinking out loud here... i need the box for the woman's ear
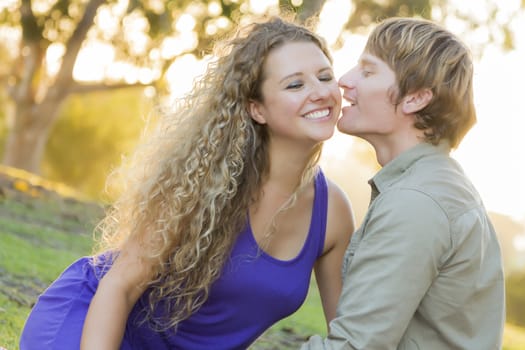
[401,88,433,114]
[248,100,267,124]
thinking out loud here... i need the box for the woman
[20,16,355,350]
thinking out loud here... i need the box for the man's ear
[401,88,433,114]
[248,100,267,124]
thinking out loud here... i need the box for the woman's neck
[265,140,318,192]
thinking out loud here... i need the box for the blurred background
[0,0,524,347]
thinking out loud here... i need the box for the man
[302,17,505,349]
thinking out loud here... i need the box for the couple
[20,15,504,350]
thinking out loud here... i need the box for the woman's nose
[309,81,334,101]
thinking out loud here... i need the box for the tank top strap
[311,167,328,259]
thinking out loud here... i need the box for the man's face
[337,52,402,141]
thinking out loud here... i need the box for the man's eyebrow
[318,66,333,73]
[359,57,377,67]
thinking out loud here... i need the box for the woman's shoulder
[325,177,352,213]
[324,177,355,250]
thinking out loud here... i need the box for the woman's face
[249,41,341,146]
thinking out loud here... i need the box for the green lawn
[0,225,93,347]
[1,182,525,350]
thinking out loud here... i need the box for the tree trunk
[278,0,326,24]
[297,0,325,24]
[1,0,107,175]
[2,99,63,174]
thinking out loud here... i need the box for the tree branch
[16,0,44,103]
[20,0,41,43]
[55,0,107,87]
[68,81,151,94]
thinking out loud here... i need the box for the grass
[504,323,525,350]
[1,171,525,350]
[0,171,100,348]
[0,226,94,348]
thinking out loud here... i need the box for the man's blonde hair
[365,17,476,148]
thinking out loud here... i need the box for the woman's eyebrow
[279,72,302,84]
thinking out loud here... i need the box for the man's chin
[336,120,357,136]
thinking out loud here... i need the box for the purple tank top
[124,169,328,349]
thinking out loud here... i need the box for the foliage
[0,0,310,173]
[42,88,149,200]
[343,0,520,54]
[506,270,525,327]
[1,0,524,173]
[0,90,6,156]
[346,0,433,28]
[0,0,287,96]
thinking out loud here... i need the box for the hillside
[1,166,524,349]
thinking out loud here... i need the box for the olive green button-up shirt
[302,142,505,350]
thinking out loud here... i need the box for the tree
[0,0,521,174]
[342,0,520,55]
[0,0,249,173]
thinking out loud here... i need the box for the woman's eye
[286,82,303,89]
[319,74,334,82]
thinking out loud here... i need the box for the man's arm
[302,189,450,349]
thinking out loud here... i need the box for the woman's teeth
[304,109,329,120]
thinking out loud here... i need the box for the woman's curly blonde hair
[93,15,333,331]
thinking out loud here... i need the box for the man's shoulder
[397,156,482,217]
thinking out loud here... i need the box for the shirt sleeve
[301,188,451,350]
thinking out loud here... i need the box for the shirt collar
[369,141,451,194]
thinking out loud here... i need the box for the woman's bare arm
[314,181,355,330]
[80,238,155,350]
